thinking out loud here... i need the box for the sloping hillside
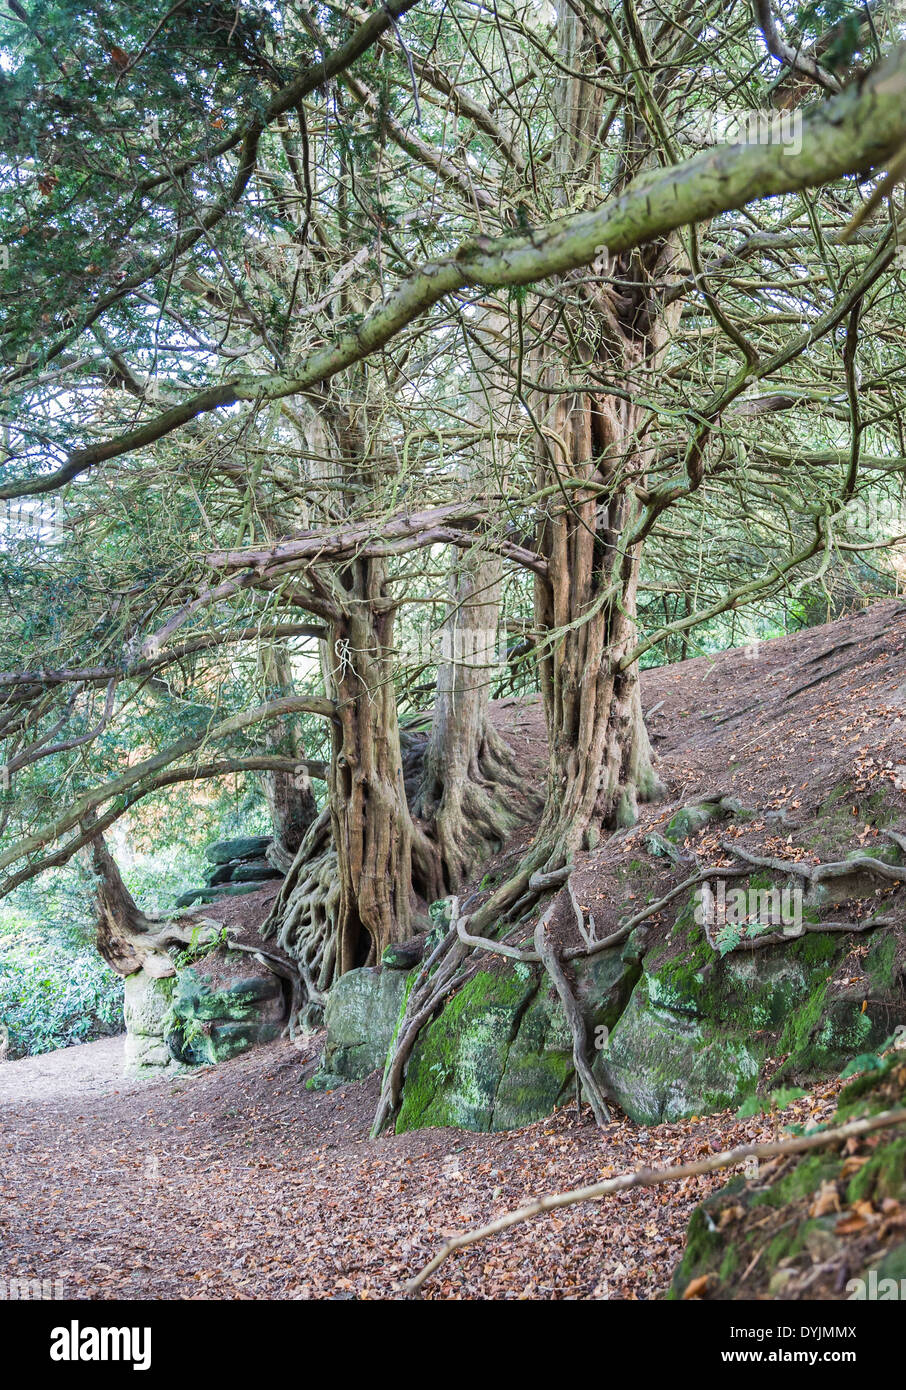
[350,599,906,1136]
[2,600,905,1301]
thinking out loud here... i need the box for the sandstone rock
[229,859,283,883]
[205,836,272,865]
[310,967,409,1087]
[381,938,425,970]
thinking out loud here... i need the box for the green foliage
[0,892,123,1057]
[796,2,867,71]
[735,1086,809,1119]
[172,925,229,971]
[839,1050,888,1079]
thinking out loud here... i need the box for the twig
[406,1106,906,1294]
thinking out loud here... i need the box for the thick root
[261,809,340,1029]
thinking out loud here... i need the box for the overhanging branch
[8,42,906,497]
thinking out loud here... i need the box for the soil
[0,1030,845,1299]
[0,1036,139,1104]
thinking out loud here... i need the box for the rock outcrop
[311,836,906,1134]
[174,835,284,909]
[123,947,289,1075]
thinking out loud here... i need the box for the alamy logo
[0,1276,64,1299]
[396,626,508,671]
[50,1321,151,1371]
[842,495,906,536]
[846,1271,906,1300]
[684,107,802,155]
[694,879,803,937]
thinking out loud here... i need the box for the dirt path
[0,1035,141,1104]
[0,1035,843,1300]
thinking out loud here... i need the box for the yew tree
[2,0,906,1016]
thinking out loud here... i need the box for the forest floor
[0,1032,845,1300]
[2,598,905,1299]
[0,1036,137,1104]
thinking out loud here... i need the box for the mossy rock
[175,880,267,908]
[123,971,175,1038]
[229,859,283,883]
[669,1049,906,1299]
[309,966,410,1088]
[395,968,537,1132]
[164,961,287,1066]
[173,967,282,1022]
[598,976,762,1125]
[776,932,906,1082]
[123,973,183,1076]
[633,900,904,1102]
[489,986,576,1131]
[664,802,721,844]
[206,862,235,887]
[395,945,640,1134]
[205,835,272,865]
[381,939,425,971]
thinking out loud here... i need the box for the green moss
[668,1179,748,1296]
[665,802,720,843]
[753,1152,841,1209]
[787,932,838,968]
[395,968,538,1133]
[394,942,642,1133]
[846,1137,906,1204]
[876,1240,906,1284]
[866,932,898,992]
[600,976,763,1124]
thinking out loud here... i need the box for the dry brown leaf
[809,1181,841,1218]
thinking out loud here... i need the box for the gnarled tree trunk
[414,308,536,889]
[327,557,417,971]
[527,2,678,867]
[533,391,663,860]
[91,833,150,976]
[415,545,532,889]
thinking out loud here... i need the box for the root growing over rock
[260,809,340,1030]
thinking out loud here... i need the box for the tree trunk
[415,545,531,889]
[533,404,662,859]
[414,306,536,889]
[91,833,150,975]
[529,2,678,864]
[90,831,237,979]
[326,557,416,971]
[257,641,318,862]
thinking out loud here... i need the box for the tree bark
[326,556,416,971]
[257,641,318,862]
[414,308,535,888]
[91,833,150,975]
[529,2,678,863]
[415,545,530,889]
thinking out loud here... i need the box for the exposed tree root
[534,896,611,1126]
[719,838,906,887]
[260,808,340,1029]
[415,718,539,894]
[371,924,470,1137]
[373,871,617,1136]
